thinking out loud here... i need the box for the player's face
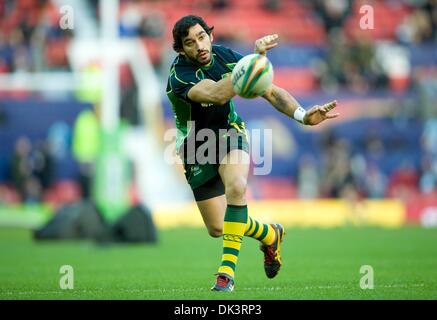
[180,24,213,66]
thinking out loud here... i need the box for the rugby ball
[231,53,273,99]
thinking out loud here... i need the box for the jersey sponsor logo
[192,166,202,176]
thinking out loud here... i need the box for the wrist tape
[293,107,306,124]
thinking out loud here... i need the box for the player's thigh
[218,149,250,192]
[196,194,227,237]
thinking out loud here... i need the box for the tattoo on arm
[269,86,302,118]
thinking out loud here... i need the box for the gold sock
[217,205,248,278]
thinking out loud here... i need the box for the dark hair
[172,15,214,52]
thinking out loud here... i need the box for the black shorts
[192,173,225,201]
[181,118,249,201]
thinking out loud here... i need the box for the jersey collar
[199,53,216,70]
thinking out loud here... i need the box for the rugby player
[166,15,339,292]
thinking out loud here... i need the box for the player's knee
[225,177,247,199]
[208,226,223,238]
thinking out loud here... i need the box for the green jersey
[166,45,244,152]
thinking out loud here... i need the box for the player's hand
[254,34,279,56]
[303,100,339,126]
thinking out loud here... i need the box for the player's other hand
[303,100,339,126]
[254,34,279,55]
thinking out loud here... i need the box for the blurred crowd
[0,0,72,73]
[297,118,437,200]
[312,0,436,93]
[312,0,436,42]
[9,136,53,203]
[0,0,435,87]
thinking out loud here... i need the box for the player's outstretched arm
[262,84,339,125]
[188,77,236,105]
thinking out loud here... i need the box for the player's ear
[210,33,214,43]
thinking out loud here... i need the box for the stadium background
[0,0,436,299]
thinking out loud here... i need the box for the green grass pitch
[1,226,436,299]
